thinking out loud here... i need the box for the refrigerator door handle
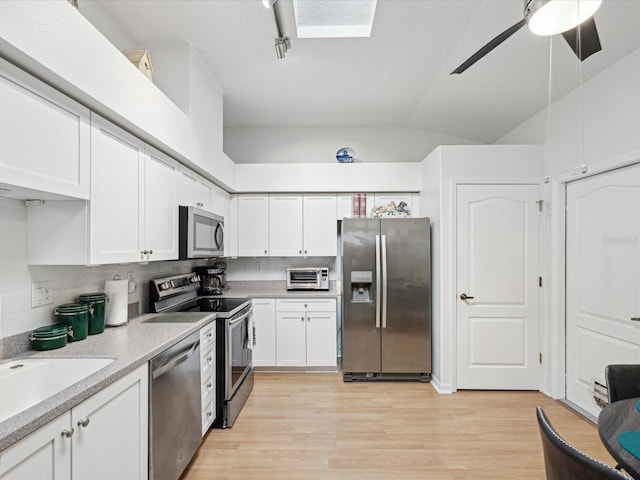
[381,234,388,329]
[375,234,381,328]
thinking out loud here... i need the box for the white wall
[235,163,421,193]
[224,126,477,164]
[419,145,544,393]
[0,198,214,339]
[498,46,640,398]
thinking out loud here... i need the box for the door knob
[460,293,474,300]
[77,418,90,428]
[61,428,75,438]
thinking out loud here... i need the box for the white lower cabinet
[0,364,148,480]
[200,321,216,435]
[275,298,337,368]
[252,299,276,367]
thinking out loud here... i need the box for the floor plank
[182,372,614,479]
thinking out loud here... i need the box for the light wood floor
[183,372,614,480]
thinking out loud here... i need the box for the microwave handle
[214,222,224,250]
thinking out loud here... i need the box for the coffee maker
[196,262,227,295]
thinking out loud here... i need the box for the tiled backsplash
[0,197,342,338]
[0,199,206,338]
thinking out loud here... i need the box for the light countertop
[0,312,217,452]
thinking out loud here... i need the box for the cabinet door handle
[207,382,213,390]
[141,250,149,255]
[299,250,302,254]
[149,249,153,255]
[77,418,90,428]
[207,411,213,418]
[61,428,75,438]
[207,332,213,339]
[304,250,307,254]
[301,317,304,321]
[207,355,213,363]
[265,250,268,254]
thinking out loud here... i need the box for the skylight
[293,0,378,38]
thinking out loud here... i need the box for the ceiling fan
[451,0,603,74]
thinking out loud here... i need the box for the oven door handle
[228,307,253,327]
[152,340,200,379]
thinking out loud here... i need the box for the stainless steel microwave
[179,206,224,259]
[286,267,329,290]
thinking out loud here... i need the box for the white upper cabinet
[0,57,90,199]
[303,195,337,256]
[90,115,178,264]
[252,194,336,258]
[179,166,213,212]
[28,114,179,265]
[89,114,143,264]
[269,195,303,256]
[238,195,270,256]
[141,145,179,261]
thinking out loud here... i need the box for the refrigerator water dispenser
[350,271,373,302]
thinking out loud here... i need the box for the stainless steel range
[149,272,254,428]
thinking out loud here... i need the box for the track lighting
[266,0,290,59]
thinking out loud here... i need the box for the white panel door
[456,184,541,389]
[275,312,306,367]
[142,146,179,261]
[566,164,640,418]
[306,311,337,367]
[269,195,303,256]
[0,412,71,480]
[71,365,148,480]
[252,298,277,367]
[90,114,142,264]
[303,195,337,256]
[238,195,269,256]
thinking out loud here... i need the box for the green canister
[77,292,107,335]
[55,303,89,341]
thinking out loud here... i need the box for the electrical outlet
[31,281,54,307]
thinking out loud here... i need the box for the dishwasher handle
[152,339,200,380]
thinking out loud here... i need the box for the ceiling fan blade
[561,17,602,61]
[451,19,527,75]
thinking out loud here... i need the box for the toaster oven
[286,267,329,290]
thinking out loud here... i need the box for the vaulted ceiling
[88,1,640,145]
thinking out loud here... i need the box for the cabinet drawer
[201,345,215,379]
[276,298,336,312]
[200,321,216,349]
[201,398,215,436]
[201,373,215,401]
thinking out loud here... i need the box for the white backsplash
[223,257,339,282]
[0,198,210,338]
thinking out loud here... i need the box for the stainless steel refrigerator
[342,217,431,382]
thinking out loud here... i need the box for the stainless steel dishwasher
[149,330,202,480]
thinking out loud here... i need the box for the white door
[237,195,269,256]
[89,114,142,264]
[566,164,640,417]
[306,311,337,367]
[0,413,71,480]
[303,195,337,256]
[142,147,178,261]
[269,195,303,256]
[275,311,306,367]
[456,184,541,389]
[252,299,276,367]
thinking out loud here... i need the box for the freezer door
[380,218,431,373]
[342,218,381,373]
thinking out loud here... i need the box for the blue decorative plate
[336,147,355,163]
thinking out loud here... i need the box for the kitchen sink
[0,357,114,423]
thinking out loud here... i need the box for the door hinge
[539,353,542,364]
[539,276,542,287]
[536,200,544,212]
